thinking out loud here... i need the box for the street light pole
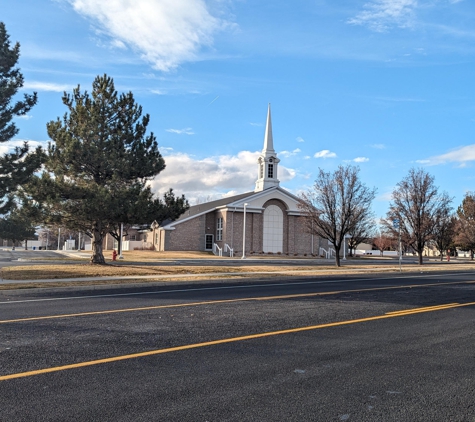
[393,218,402,273]
[241,203,248,260]
[57,228,61,251]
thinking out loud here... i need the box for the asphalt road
[1,271,475,421]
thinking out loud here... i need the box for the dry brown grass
[0,263,357,280]
[2,261,474,283]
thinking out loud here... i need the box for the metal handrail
[213,243,223,257]
[224,243,234,257]
[319,247,330,259]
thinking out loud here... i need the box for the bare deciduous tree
[454,192,475,259]
[431,214,457,261]
[384,168,452,265]
[347,217,377,256]
[373,232,396,256]
[299,165,376,267]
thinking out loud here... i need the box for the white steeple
[255,104,280,192]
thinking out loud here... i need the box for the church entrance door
[263,205,283,253]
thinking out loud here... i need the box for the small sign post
[393,219,402,272]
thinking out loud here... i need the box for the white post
[57,228,61,251]
[399,227,402,272]
[241,203,248,260]
[119,223,124,259]
[78,232,81,251]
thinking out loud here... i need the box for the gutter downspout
[232,207,236,251]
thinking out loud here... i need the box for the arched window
[263,205,283,253]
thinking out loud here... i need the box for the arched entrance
[263,205,283,253]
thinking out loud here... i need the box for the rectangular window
[259,164,264,179]
[216,217,223,241]
[130,234,137,241]
[205,234,214,250]
[268,163,274,178]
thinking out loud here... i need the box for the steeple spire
[263,103,275,154]
[255,104,280,192]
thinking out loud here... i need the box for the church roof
[163,190,255,227]
[162,186,305,230]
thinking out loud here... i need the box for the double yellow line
[1,300,474,382]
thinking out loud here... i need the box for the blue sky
[3,0,475,218]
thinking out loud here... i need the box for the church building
[153,105,329,256]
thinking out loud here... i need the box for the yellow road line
[386,303,459,315]
[1,280,474,324]
[2,300,475,382]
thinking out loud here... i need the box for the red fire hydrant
[112,249,117,261]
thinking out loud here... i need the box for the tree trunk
[417,248,423,265]
[334,246,341,267]
[90,223,106,264]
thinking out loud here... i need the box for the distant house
[149,105,331,256]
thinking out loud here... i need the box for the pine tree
[0,22,42,214]
[0,206,36,247]
[28,74,183,264]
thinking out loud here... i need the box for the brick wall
[166,215,206,251]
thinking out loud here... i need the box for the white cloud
[249,122,262,127]
[110,39,127,50]
[166,127,195,135]
[296,136,305,143]
[377,190,394,201]
[15,115,33,120]
[0,139,47,155]
[280,148,301,158]
[66,0,230,71]
[370,143,386,149]
[23,82,75,92]
[149,150,296,203]
[348,0,417,32]
[419,144,475,165]
[314,150,337,159]
[353,157,369,163]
